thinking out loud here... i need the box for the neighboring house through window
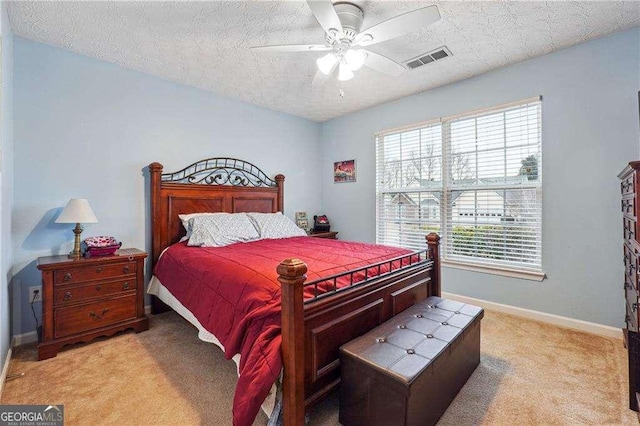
[375,97,543,279]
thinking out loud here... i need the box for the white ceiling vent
[405,46,452,70]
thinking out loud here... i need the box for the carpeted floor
[1,309,637,425]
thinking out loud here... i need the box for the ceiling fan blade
[312,62,338,88]
[250,44,331,52]
[355,5,441,47]
[307,0,343,38]
[363,50,406,76]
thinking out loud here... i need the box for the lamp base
[68,223,84,259]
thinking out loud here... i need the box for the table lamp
[55,198,98,259]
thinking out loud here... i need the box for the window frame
[375,96,544,281]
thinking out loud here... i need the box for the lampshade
[338,61,354,81]
[316,53,338,75]
[55,199,98,224]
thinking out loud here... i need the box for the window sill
[441,259,546,282]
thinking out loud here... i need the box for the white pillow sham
[178,212,220,241]
[246,212,307,239]
[186,213,260,247]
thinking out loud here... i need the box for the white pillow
[178,212,220,241]
[246,212,307,239]
[187,213,260,247]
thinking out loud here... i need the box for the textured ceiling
[7,1,640,122]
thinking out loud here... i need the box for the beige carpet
[1,310,637,425]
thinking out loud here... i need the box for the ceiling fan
[251,1,441,87]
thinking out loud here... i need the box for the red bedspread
[153,236,413,426]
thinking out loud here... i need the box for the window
[376,97,542,278]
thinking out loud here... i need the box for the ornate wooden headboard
[149,158,284,266]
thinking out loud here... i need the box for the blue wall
[320,27,640,328]
[1,3,14,377]
[12,37,322,335]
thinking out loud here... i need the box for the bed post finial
[426,233,441,297]
[149,162,163,172]
[275,174,285,213]
[277,258,307,426]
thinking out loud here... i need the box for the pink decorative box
[84,236,121,257]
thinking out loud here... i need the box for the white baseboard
[0,347,12,400]
[442,292,623,340]
[145,304,151,315]
[12,331,38,347]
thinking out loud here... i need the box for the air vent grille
[405,46,452,70]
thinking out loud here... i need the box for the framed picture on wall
[334,160,356,183]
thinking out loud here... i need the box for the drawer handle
[63,272,72,281]
[96,267,103,273]
[122,282,130,290]
[123,266,131,274]
[96,285,102,291]
[63,291,72,301]
[89,308,109,320]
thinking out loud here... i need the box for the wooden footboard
[278,233,441,426]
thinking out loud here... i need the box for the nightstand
[310,231,338,239]
[36,248,149,360]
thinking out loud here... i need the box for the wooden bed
[148,158,441,426]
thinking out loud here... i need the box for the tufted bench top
[341,296,484,385]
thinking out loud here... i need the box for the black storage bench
[339,296,484,426]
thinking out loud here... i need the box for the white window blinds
[376,97,542,273]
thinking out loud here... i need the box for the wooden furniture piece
[37,248,148,360]
[149,158,441,426]
[340,296,483,426]
[619,161,640,412]
[309,231,338,239]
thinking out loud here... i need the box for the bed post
[426,233,441,297]
[275,174,285,212]
[149,162,167,314]
[149,162,164,266]
[277,258,307,426]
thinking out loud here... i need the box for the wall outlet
[29,286,42,303]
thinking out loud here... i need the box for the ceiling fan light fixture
[317,53,338,75]
[338,61,354,81]
[345,49,366,71]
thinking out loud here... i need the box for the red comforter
[153,236,413,426]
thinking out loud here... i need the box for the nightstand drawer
[54,278,136,306]
[54,294,137,338]
[53,261,136,285]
